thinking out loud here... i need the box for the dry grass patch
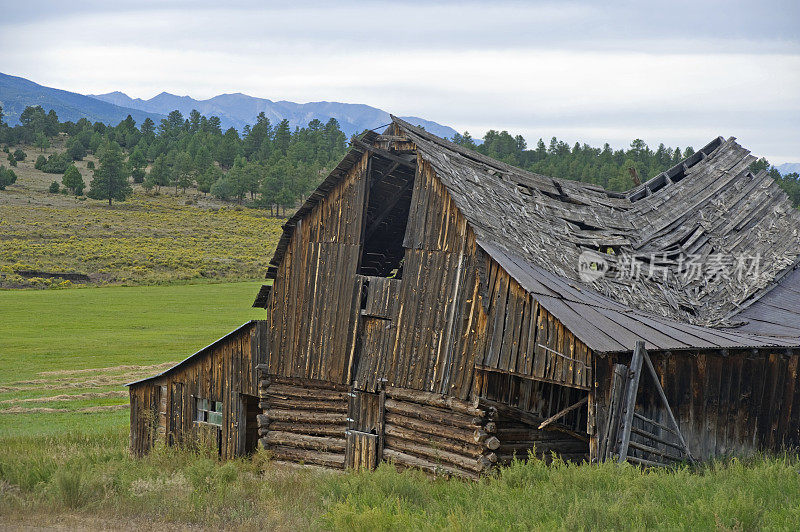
[1,146,284,288]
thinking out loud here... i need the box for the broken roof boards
[258,116,800,354]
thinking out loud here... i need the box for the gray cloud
[1,0,798,162]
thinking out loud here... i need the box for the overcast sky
[2,0,798,162]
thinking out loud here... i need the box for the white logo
[578,250,609,282]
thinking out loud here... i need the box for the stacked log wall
[256,375,349,469]
[380,387,496,479]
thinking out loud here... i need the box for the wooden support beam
[632,412,678,437]
[538,396,588,430]
[600,364,627,461]
[370,161,400,195]
[625,454,667,468]
[627,439,682,462]
[478,397,589,443]
[375,134,410,142]
[363,177,415,242]
[616,340,644,463]
[352,139,416,169]
[629,426,686,452]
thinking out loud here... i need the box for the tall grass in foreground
[1,429,799,530]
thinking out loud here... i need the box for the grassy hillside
[0,141,282,288]
[0,282,264,437]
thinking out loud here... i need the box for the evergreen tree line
[1,104,797,208]
[451,130,800,200]
[0,105,348,210]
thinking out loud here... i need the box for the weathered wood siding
[257,136,599,473]
[264,152,368,384]
[264,139,593,401]
[130,384,162,456]
[129,321,267,457]
[593,349,800,460]
[476,258,592,391]
[377,158,484,399]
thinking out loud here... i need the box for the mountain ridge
[0,72,165,127]
[777,163,800,176]
[0,72,458,139]
[88,89,458,138]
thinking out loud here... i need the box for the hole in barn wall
[358,160,415,278]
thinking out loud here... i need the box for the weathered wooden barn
[131,117,800,476]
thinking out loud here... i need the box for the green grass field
[0,282,264,437]
[2,284,800,529]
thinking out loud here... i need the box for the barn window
[358,155,415,278]
[196,398,222,426]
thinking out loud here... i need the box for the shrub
[49,181,60,193]
[0,165,18,189]
[87,161,95,170]
[41,152,71,174]
[13,149,26,161]
[210,176,234,200]
[35,154,47,170]
[6,152,17,167]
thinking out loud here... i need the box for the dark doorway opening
[358,156,416,278]
[480,370,589,464]
[241,394,260,455]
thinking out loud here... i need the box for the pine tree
[144,154,171,192]
[174,152,194,193]
[140,117,156,139]
[88,141,131,205]
[129,146,147,183]
[197,165,222,195]
[62,164,85,195]
[35,133,50,152]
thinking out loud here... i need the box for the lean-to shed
[128,320,267,458]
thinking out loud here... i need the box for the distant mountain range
[0,72,164,126]
[777,163,800,176]
[88,90,458,139]
[0,72,458,139]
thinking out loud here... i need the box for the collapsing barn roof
[257,117,800,354]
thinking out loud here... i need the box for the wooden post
[616,341,645,463]
[600,363,627,461]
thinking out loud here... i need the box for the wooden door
[345,388,385,470]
